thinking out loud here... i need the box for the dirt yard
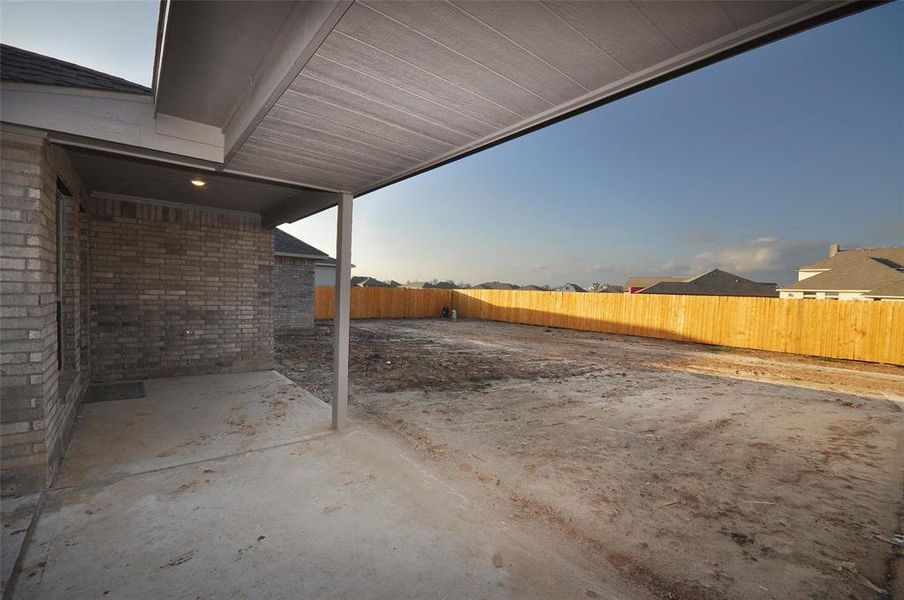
[276,319,904,600]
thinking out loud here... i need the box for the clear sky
[2,1,901,287]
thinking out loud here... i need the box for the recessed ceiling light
[190,178,206,187]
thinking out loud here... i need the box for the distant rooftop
[472,281,518,290]
[780,245,904,295]
[631,269,778,298]
[797,246,904,271]
[0,44,150,94]
[351,276,389,288]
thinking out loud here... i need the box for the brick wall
[88,197,274,382]
[43,145,89,477]
[2,133,278,494]
[274,255,316,331]
[1,129,88,494]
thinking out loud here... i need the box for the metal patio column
[332,192,353,430]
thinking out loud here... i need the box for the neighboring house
[625,276,687,294]
[274,229,330,331]
[312,256,357,286]
[778,244,904,301]
[385,280,402,288]
[520,285,548,291]
[586,283,623,293]
[630,269,778,298]
[313,257,337,286]
[473,281,518,290]
[351,276,389,288]
[558,283,586,293]
[405,280,459,289]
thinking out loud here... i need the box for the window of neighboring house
[824,292,839,300]
[802,292,817,299]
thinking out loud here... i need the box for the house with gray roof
[273,229,333,331]
[275,229,354,287]
[472,281,518,290]
[629,269,778,298]
[778,244,904,301]
[351,276,389,288]
[626,276,689,294]
[558,283,586,293]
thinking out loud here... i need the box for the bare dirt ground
[276,319,904,600]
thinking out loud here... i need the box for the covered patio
[0,1,882,597]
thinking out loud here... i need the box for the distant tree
[589,282,605,293]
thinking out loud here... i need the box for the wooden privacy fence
[453,290,903,365]
[315,286,452,320]
[315,287,904,365]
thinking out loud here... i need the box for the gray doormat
[84,381,146,403]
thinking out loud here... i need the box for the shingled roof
[797,246,904,271]
[0,44,150,94]
[625,276,689,291]
[779,251,904,294]
[273,229,330,260]
[637,269,778,298]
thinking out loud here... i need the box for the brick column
[0,127,52,494]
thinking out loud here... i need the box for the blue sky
[3,2,901,286]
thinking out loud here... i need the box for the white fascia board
[0,83,224,162]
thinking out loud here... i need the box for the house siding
[314,263,335,286]
[275,255,315,331]
[779,291,869,301]
[87,197,274,382]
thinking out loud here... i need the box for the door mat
[84,381,146,403]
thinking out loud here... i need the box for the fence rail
[314,286,903,365]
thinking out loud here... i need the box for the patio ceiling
[165,0,865,200]
[1,1,873,221]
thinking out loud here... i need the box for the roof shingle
[797,247,904,271]
[0,44,150,94]
[637,269,778,298]
[780,253,904,293]
[273,229,330,259]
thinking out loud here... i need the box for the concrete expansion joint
[48,428,343,495]
[2,490,47,600]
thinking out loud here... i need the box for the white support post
[332,192,353,430]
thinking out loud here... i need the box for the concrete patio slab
[18,431,516,599]
[9,370,648,600]
[56,371,331,487]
